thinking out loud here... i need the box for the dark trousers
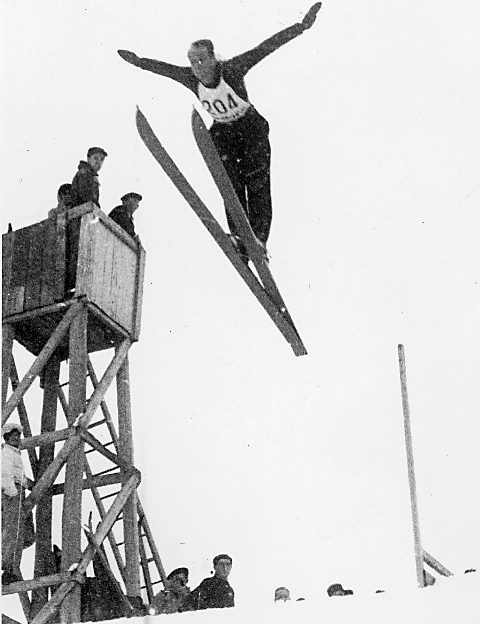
[210,111,272,244]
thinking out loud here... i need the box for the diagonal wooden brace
[30,472,140,624]
[2,301,83,425]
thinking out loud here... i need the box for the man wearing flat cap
[151,566,190,614]
[2,423,35,584]
[180,554,234,611]
[108,192,142,240]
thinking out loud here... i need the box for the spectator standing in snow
[2,423,35,584]
[108,192,142,240]
[180,554,234,611]
[327,583,353,597]
[118,3,322,261]
[151,567,190,614]
[274,586,291,602]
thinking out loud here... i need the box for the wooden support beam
[2,301,81,424]
[2,322,14,408]
[30,473,140,624]
[79,429,129,469]
[51,470,122,496]
[87,356,120,451]
[138,525,154,604]
[10,357,39,477]
[423,550,453,577]
[79,338,131,429]
[20,427,73,450]
[24,434,80,514]
[398,344,425,588]
[2,573,72,596]
[116,352,141,598]
[61,304,88,623]
[84,458,127,582]
[31,356,61,619]
[137,506,167,586]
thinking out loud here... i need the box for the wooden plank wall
[76,213,140,335]
[3,208,144,340]
[2,219,65,318]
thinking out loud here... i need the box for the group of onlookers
[150,554,234,615]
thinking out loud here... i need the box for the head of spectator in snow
[87,146,108,173]
[213,554,232,580]
[2,422,23,448]
[274,587,291,602]
[167,567,189,591]
[327,583,353,597]
[121,192,142,215]
[188,39,218,85]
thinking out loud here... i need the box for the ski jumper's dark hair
[190,39,215,56]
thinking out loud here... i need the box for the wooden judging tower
[2,204,166,623]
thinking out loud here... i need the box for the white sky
[1,0,480,619]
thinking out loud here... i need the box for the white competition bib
[197,77,251,123]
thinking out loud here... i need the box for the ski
[136,107,307,356]
[190,109,305,348]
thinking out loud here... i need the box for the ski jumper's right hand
[118,49,139,66]
[302,2,322,30]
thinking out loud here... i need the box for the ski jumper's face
[213,559,232,580]
[187,45,217,86]
[88,153,106,173]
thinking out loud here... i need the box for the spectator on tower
[108,192,142,240]
[2,423,35,585]
[71,147,108,208]
[151,567,190,614]
[327,583,353,597]
[180,554,234,611]
[48,183,76,218]
[274,586,291,602]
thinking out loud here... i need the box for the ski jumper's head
[187,39,219,86]
[87,146,108,173]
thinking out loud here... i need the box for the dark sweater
[180,576,234,611]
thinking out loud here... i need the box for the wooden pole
[116,351,141,598]
[31,473,140,624]
[31,356,61,618]
[398,344,425,588]
[60,304,88,623]
[2,322,14,408]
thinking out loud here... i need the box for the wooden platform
[2,204,145,358]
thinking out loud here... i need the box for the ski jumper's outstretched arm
[117,49,196,91]
[229,2,322,75]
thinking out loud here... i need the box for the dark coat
[72,161,100,207]
[180,575,234,611]
[108,206,136,238]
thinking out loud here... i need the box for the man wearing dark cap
[71,147,108,208]
[180,554,234,611]
[66,147,108,293]
[108,192,142,240]
[327,583,353,597]
[151,567,190,614]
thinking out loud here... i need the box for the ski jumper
[129,22,307,244]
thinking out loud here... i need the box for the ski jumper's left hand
[302,2,322,30]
